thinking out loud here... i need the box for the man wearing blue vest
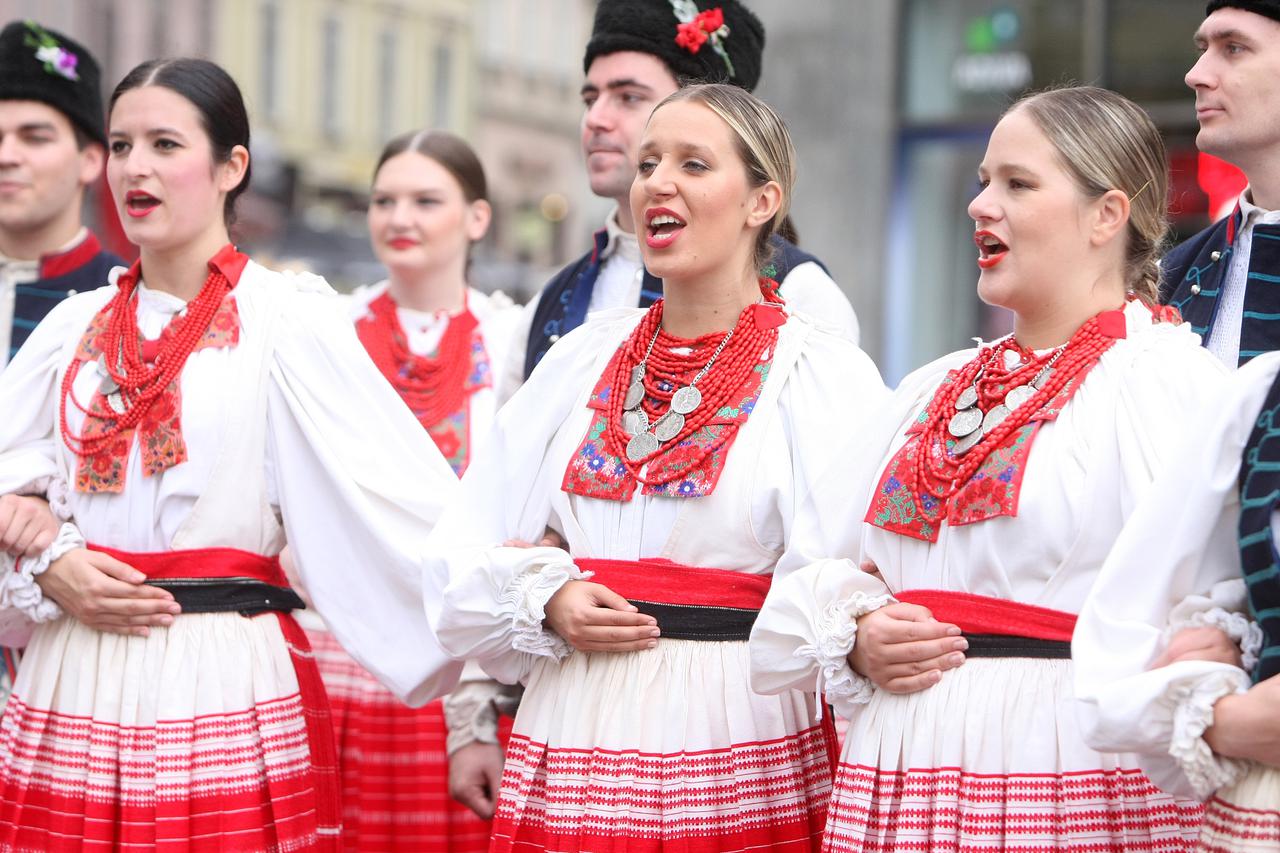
[496,0,859,403]
[1161,1,1280,366]
[0,20,122,705]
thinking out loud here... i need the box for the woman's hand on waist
[849,602,967,693]
[36,548,182,637]
[544,580,660,653]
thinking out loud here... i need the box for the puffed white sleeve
[1073,343,1269,801]
[266,285,463,707]
[778,262,860,346]
[425,316,634,685]
[495,292,540,407]
[0,292,108,645]
[750,340,946,717]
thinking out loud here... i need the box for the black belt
[628,600,758,641]
[963,634,1071,659]
[147,578,306,616]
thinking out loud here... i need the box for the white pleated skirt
[492,638,836,853]
[1198,764,1280,852]
[0,611,338,852]
[825,657,1204,852]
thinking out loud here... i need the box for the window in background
[378,26,397,141]
[321,13,341,140]
[433,41,453,130]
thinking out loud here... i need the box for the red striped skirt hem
[823,763,1202,852]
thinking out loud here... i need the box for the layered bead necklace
[865,308,1125,541]
[602,281,783,487]
[356,290,481,429]
[60,264,233,462]
[909,312,1118,502]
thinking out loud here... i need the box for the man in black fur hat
[495,0,860,404]
[1161,1,1280,365]
[456,0,860,820]
[0,19,122,706]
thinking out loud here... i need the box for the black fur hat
[1205,0,1280,22]
[583,0,765,92]
[0,20,106,145]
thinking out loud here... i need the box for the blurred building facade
[1,1,1222,378]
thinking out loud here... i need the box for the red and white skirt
[0,547,339,852]
[491,559,836,853]
[1198,765,1280,852]
[824,591,1203,852]
[301,612,496,852]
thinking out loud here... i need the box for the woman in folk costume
[1074,349,1280,850]
[426,83,885,853]
[750,86,1220,852]
[0,58,461,851]
[295,130,520,851]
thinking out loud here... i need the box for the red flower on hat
[676,20,709,53]
[695,8,725,32]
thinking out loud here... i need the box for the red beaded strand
[361,292,478,427]
[59,267,232,460]
[906,314,1117,505]
[603,281,782,486]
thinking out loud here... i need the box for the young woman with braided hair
[425,83,884,852]
[0,59,460,850]
[750,86,1221,850]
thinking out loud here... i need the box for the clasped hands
[0,494,179,637]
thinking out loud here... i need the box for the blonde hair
[1008,86,1168,304]
[654,83,796,272]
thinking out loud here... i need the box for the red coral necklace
[60,265,232,460]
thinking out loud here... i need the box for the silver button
[67,289,78,296]
[1191,284,1202,295]
[1210,250,1222,261]
[549,334,561,343]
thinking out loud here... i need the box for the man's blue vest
[1161,208,1280,366]
[9,232,122,363]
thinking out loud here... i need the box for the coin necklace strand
[365,292,476,427]
[60,266,232,459]
[605,289,779,480]
[906,313,1115,504]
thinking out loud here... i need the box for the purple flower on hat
[23,21,80,82]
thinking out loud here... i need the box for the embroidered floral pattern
[71,296,240,493]
[866,370,1089,542]
[562,351,771,502]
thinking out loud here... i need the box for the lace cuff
[500,558,590,661]
[1167,607,1265,672]
[0,522,83,623]
[443,679,524,754]
[795,590,894,716]
[43,478,73,522]
[1169,668,1252,799]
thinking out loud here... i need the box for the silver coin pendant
[622,409,649,436]
[626,431,659,462]
[107,392,127,415]
[623,381,645,410]
[955,385,978,410]
[1031,366,1053,389]
[981,404,1011,435]
[1004,384,1035,410]
[948,408,982,438]
[654,412,684,442]
[671,385,702,415]
[952,429,982,456]
[630,365,645,385]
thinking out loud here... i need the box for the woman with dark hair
[0,59,459,850]
[426,83,885,852]
[293,129,520,851]
[750,86,1217,850]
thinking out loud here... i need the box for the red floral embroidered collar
[65,244,247,493]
